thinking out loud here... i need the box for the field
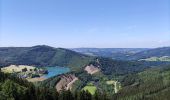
[1,65,36,73]
[139,56,170,61]
[83,83,97,95]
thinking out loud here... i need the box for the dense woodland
[0,69,110,100]
[114,66,170,100]
[89,57,170,75]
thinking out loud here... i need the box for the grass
[83,84,97,95]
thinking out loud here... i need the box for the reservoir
[43,66,70,78]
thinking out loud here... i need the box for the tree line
[0,69,110,100]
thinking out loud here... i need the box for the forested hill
[114,65,170,100]
[0,45,93,70]
[1,45,169,74]
[128,47,170,60]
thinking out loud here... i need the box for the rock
[84,64,100,75]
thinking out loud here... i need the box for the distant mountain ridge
[0,45,169,75]
[71,48,149,60]
[71,47,170,60]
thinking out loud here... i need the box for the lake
[43,66,70,78]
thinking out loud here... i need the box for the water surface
[43,66,70,78]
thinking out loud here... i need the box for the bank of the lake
[27,66,70,82]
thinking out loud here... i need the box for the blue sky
[0,0,170,48]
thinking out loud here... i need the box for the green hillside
[1,45,168,75]
[1,45,170,100]
[0,45,94,71]
[0,45,170,100]
[113,66,170,100]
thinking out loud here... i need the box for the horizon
[0,44,169,49]
[1,0,170,48]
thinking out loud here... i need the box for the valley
[1,0,169,99]
[0,45,170,100]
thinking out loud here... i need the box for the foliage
[37,75,61,88]
[90,57,169,75]
[1,45,170,100]
[0,70,111,100]
[113,66,170,100]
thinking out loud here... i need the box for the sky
[0,0,170,48]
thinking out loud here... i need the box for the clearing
[83,83,97,95]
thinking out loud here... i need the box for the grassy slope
[83,83,97,95]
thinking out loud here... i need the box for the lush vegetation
[1,45,170,100]
[1,65,170,100]
[89,57,170,75]
[36,75,61,88]
[0,45,94,71]
[0,69,58,100]
[1,45,169,75]
[0,69,114,100]
[113,66,170,100]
